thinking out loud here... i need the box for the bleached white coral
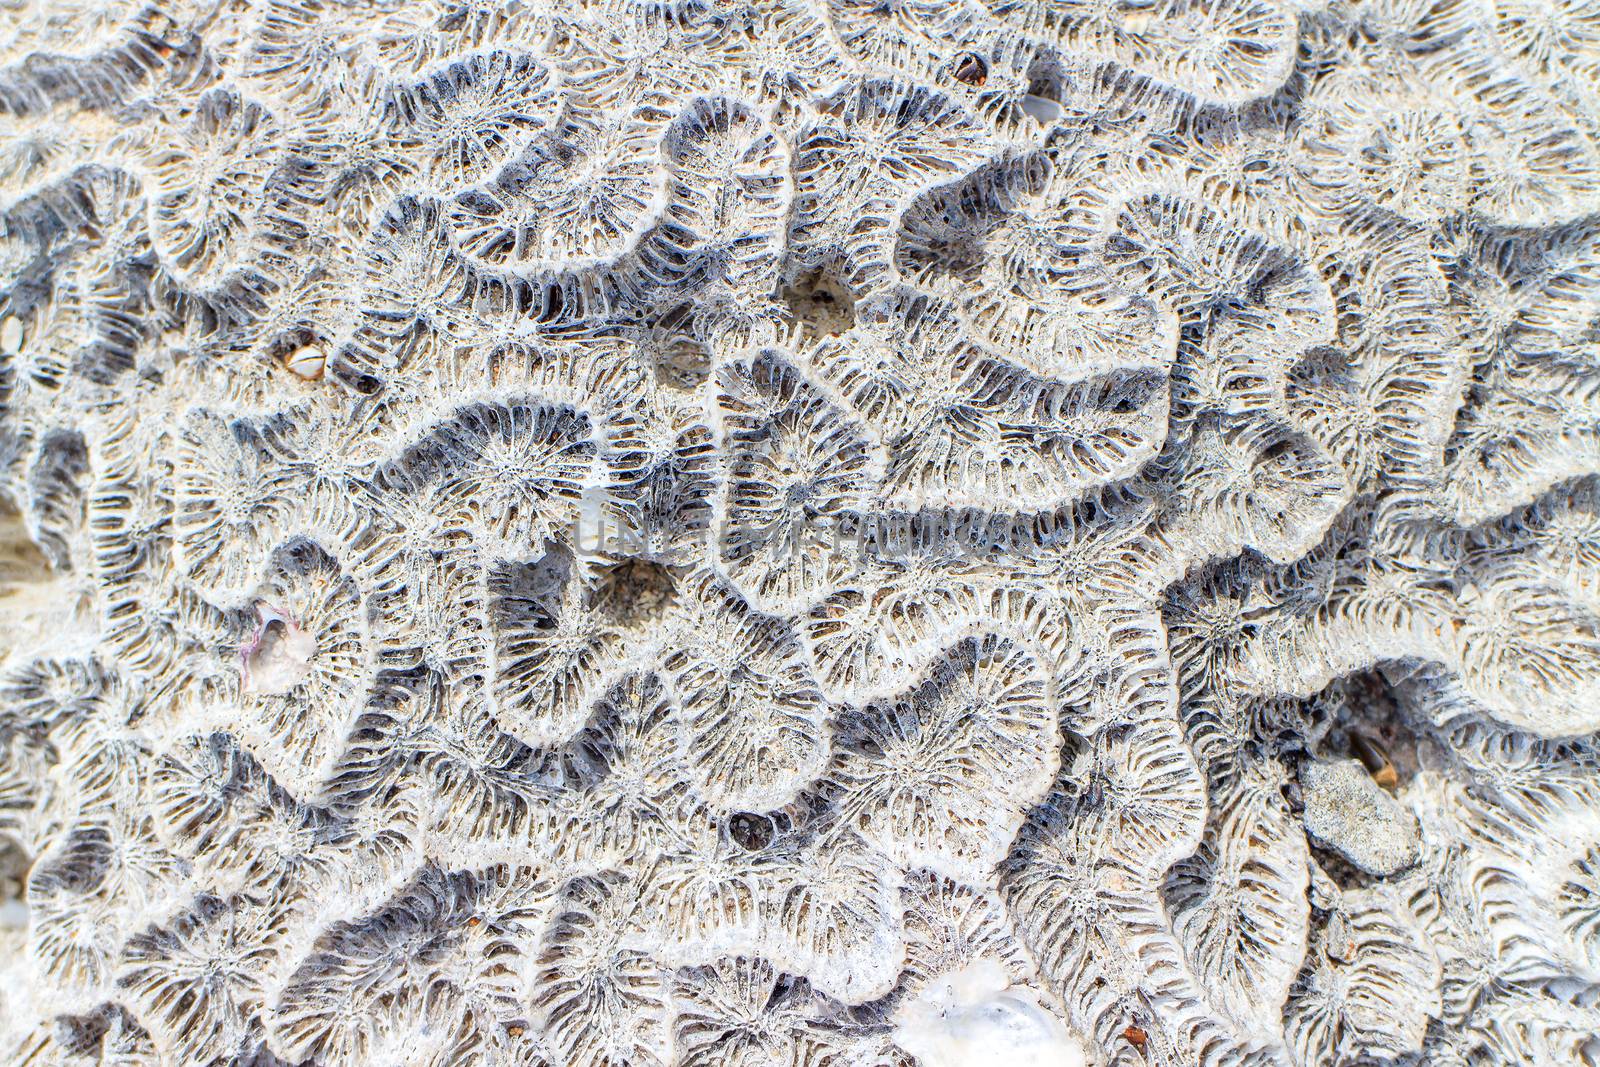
[891,956,1086,1067]
[2,0,1600,1064]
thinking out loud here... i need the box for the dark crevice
[781,267,856,339]
[589,556,677,626]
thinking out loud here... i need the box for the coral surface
[1,0,1600,1064]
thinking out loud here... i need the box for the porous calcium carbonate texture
[1,0,1599,1064]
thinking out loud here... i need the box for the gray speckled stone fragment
[1300,758,1420,876]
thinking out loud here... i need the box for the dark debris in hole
[654,336,710,390]
[782,267,856,339]
[728,812,775,851]
[589,556,678,626]
[1320,668,1424,794]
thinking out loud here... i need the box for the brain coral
[1,0,1600,1064]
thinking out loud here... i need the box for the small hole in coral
[655,337,710,390]
[1348,730,1398,791]
[0,837,29,932]
[242,605,317,696]
[1025,70,1060,101]
[782,268,856,338]
[1324,669,1421,793]
[728,812,774,851]
[590,557,677,625]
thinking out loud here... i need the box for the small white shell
[283,343,326,380]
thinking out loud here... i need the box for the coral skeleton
[0,0,1599,1064]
